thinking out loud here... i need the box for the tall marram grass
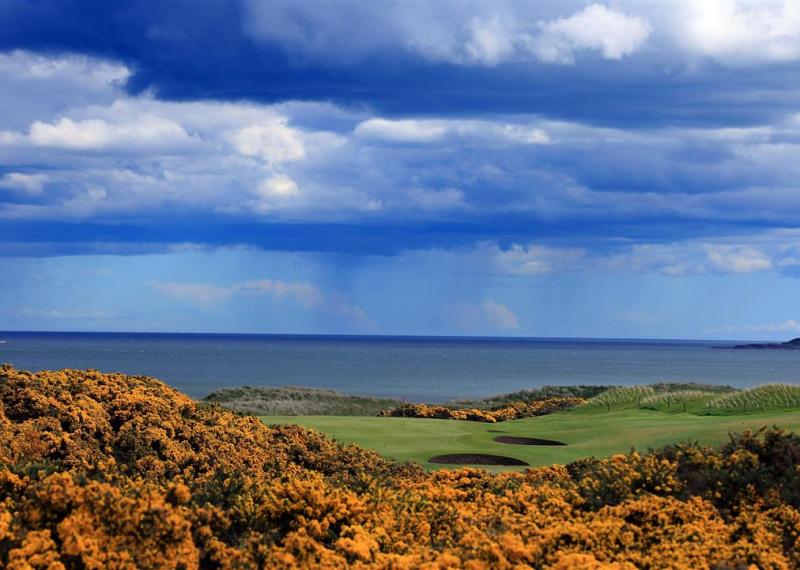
[583,385,656,409]
[708,384,800,412]
[639,390,716,412]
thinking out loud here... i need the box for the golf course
[264,405,800,471]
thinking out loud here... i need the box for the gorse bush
[708,383,800,411]
[1,364,800,569]
[378,398,585,423]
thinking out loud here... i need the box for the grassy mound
[582,385,657,409]
[639,390,720,413]
[708,383,800,412]
[2,364,800,569]
[584,383,740,412]
[203,385,400,416]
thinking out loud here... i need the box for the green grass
[264,406,800,472]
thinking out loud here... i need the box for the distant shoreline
[726,338,800,350]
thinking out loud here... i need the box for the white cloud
[14,115,194,152]
[601,242,775,276]
[411,4,651,66]
[354,119,447,143]
[404,237,787,278]
[151,282,231,307]
[229,122,306,164]
[244,1,650,67]
[426,237,789,278]
[6,50,800,233]
[487,243,586,275]
[680,0,800,64]
[0,52,345,220]
[153,278,323,308]
[152,278,372,329]
[482,299,520,330]
[451,298,521,333]
[404,188,465,211]
[461,17,518,66]
[0,173,48,195]
[233,279,323,308]
[0,51,131,131]
[252,175,300,210]
[354,118,549,145]
[703,244,772,274]
[710,319,800,334]
[532,4,652,64]
[12,307,115,320]
[0,51,129,85]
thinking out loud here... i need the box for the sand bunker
[493,436,567,446]
[429,453,529,466]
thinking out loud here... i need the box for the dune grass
[581,385,657,410]
[639,390,720,413]
[707,384,800,413]
[264,406,800,471]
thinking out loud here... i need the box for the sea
[0,331,798,402]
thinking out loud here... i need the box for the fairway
[264,408,800,471]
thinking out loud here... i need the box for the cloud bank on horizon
[2,0,800,339]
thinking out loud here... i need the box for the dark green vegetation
[202,385,401,416]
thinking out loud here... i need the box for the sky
[2,1,800,339]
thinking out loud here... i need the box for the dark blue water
[0,332,798,401]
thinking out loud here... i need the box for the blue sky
[2,1,800,339]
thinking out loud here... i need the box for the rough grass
[582,385,657,409]
[203,385,401,416]
[707,383,800,412]
[584,383,738,412]
[639,390,720,413]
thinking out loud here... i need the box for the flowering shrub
[1,364,799,569]
[378,398,586,422]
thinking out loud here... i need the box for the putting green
[264,408,800,471]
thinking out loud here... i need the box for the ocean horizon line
[0,329,756,345]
